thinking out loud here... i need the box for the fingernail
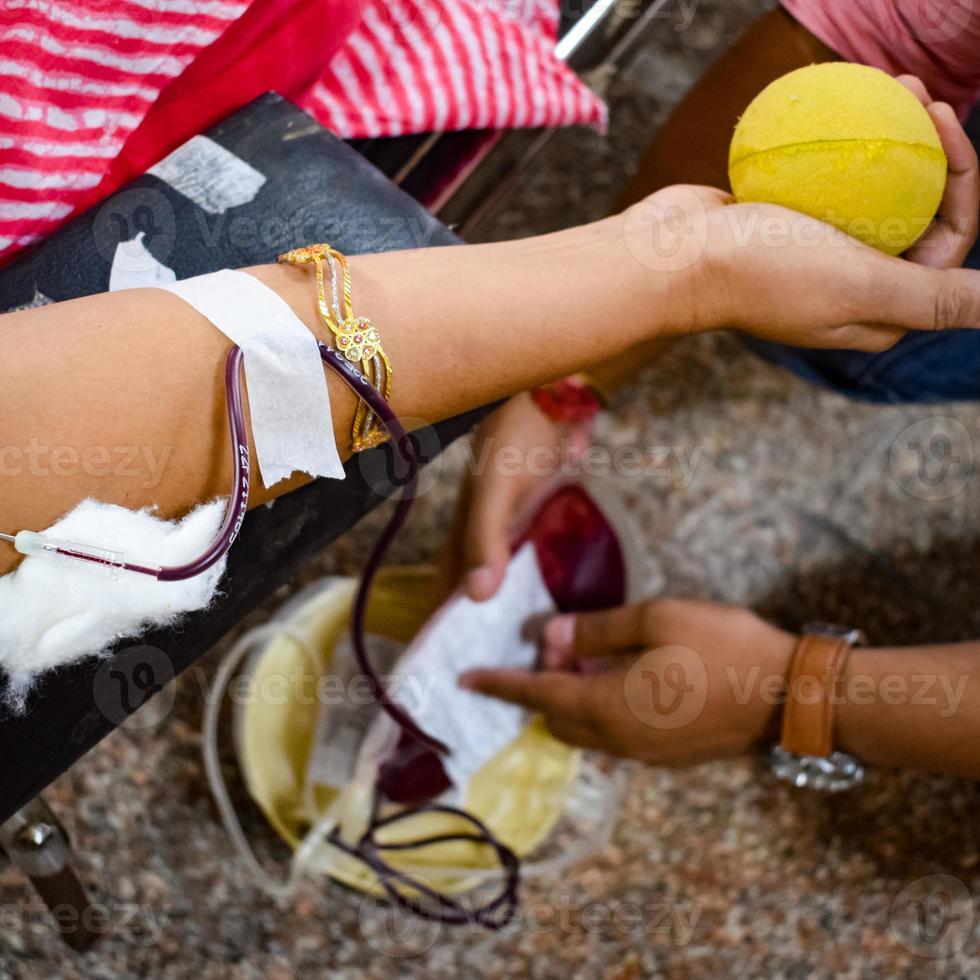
[544,614,575,651]
[543,647,565,670]
[466,566,495,599]
[458,671,477,689]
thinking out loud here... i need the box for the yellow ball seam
[730,137,947,169]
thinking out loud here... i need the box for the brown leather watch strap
[780,632,856,758]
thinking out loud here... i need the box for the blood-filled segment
[377,483,627,806]
[520,483,627,613]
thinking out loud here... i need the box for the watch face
[770,746,865,793]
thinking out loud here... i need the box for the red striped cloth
[0,0,604,267]
[301,0,606,138]
[781,0,980,120]
[0,0,253,261]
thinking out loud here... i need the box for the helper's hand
[460,599,797,767]
[442,392,583,601]
[625,77,980,352]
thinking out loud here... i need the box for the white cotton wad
[0,498,226,705]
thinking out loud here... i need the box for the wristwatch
[770,623,867,792]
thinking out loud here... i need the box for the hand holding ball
[728,64,947,255]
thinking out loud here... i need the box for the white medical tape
[161,269,344,487]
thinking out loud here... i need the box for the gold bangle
[278,244,392,452]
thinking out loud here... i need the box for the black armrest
[0,93,488,823]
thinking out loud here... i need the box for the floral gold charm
[276,243,392,453]
[336,317,381,363]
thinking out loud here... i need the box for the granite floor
[3,1,980,977]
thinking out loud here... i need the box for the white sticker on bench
[109,231,177,291]
[162,270,344,487]
[148,136,266,214]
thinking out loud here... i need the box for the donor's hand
[623,76,979,351]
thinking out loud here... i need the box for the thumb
[460,471,524,602]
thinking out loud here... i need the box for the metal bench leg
[0,795,100,952]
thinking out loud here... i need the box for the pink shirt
[781,0,980,118]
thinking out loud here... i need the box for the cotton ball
[0,499,226,705]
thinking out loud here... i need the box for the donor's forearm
[0,217,685,576]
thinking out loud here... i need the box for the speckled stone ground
[4,2,980,977]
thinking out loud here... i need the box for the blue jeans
[743,117,980,405]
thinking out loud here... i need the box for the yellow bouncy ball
[728,63,947,255]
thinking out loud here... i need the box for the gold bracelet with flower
[278,244,392,452]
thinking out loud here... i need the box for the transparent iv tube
[10,530,149,579]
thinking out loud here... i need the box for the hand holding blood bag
[376,483,629,805]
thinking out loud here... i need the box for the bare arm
[0,216,689,575]
[463,601,980,780]
[837,641,980,778]
[4,193,980,576]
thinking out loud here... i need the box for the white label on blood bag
[382,542,555,801]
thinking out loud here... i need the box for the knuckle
[567,680,601,726]
[639,602,662,638]
[520,675,545,706]
[932,273,969,331]
[568,685,594,723]
[575,613,605,650]
[640,598,679,637]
